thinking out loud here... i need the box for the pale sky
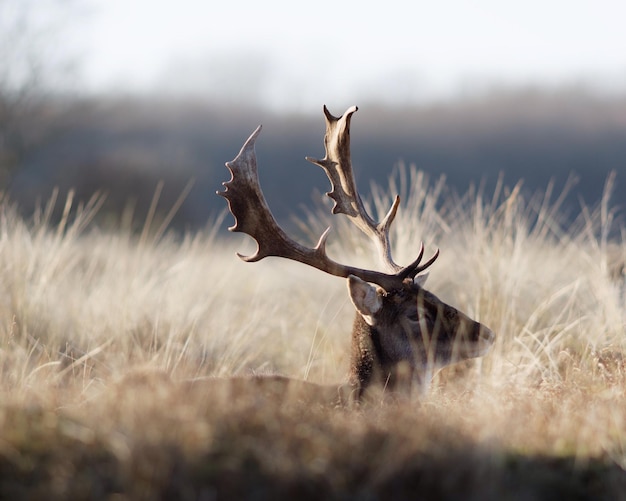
[71,0,626,111]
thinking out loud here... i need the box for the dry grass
[0,170,625,500]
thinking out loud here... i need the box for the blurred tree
[0,0,82,184]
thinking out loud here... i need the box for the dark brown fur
[349,280,494,398]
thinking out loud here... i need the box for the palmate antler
[217,106,438,292]
[306,105,403,272]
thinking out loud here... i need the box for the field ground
[0,170,625,499]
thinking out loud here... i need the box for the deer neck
[350,313,433,398]
[350,313,386,395]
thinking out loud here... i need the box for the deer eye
[407,311,420,322]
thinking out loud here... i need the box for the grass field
[0,168,625,499]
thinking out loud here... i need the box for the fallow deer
[218,105,495,401]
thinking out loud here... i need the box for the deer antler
[306,106,438,278]
[306,105,402,272]
[217,107,439,291]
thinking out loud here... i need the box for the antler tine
[415,248,440,275]
[401,246,440,280]
[218,125,411,291]
[305,106,404,273]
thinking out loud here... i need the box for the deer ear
[413,272,429,287]
[347,275,382,324]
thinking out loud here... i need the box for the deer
[217,105,495,403]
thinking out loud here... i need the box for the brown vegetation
[0,167,624,498]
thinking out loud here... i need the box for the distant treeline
[8,89,626,233]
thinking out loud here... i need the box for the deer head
[218,105,495,399]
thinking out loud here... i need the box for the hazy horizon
[13,0,625,112]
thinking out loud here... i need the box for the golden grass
[0,170,624,499]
